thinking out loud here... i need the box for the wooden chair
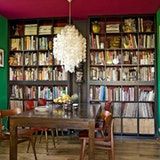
[24,99,56,154]
[0,108,37,160]
[38,98,47,106]
[104,101,112,111]
[79,111,115,160]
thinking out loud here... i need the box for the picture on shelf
[76,70,83,82]
[0,49,4,67]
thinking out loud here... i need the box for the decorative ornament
[92,21,101,34]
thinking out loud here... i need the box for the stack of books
[39,25,52,35]
[24,24,37,35]
[106,23,120,33]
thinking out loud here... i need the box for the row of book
[10,68,23,80]
[138,34,155,48]
[11,38,23,51]
[52,68,68,80]
[38,52,53,65]
[9,52,37,66]
[90,66,154,81]
[139,51,154,65]
[11,49,154,67]
[90,51,105,65]
[11,37,38,51]
[111,102,154,118]
[10,85,37,99]
[38,68,53,80]
[10,100,23,109]
[90,86,135,101]
[139,89,155,101]
[89,86,155,102]
[24,68,38,81]
[90,67,105,80]
[10,52,23,66]
[9,67,68,81]
[139,67,154,81]
[90,34,105,49]
[9,51,60,66]
[105,50,121,65]
[10,85,68,100]
[24,86,36,99]
[11,36,52,51]
[91,50,154,65]
[10,85,23,99]
[90,33,155,49]
[38,86,68,100]
[24,52,37,65]
[24,36,38,50]
[39,37,52,50]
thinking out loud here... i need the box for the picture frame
[75,70,83,83]
[0,49,4,67]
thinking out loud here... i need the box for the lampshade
[53,0,86,73]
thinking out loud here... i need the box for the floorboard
[0,136,160,160]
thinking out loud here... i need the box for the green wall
[157,10,160,136]
[0,16,8,110]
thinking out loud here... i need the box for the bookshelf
[9,18,71,110]
[88,15,156,136]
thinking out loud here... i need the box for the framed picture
[0,49,4,67]
[75,70,83,83]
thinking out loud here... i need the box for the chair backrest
[102,111,113,141]
[38,98,46,106]
[0,108,22,139]
[24,100,35,111]
[1,108,22,117]
[104,101,112,112]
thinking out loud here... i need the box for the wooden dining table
[9,103,101,160]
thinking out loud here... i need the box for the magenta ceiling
[0,0,160,19]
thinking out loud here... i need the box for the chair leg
[27,131,38,153]
[80,139,87,160]
[107,150,111,160]
[107,149,114,160]
[55,128,59,137]
[55,128,60,144]
[111,147,115,160]
[39,130,44,143]
[45,130,49,153]
[26,140,30,153]
[51,129,56,148]
[30,137,38,160]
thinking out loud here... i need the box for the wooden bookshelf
[88,15,156,136]
[9,18,71,110]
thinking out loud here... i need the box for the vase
[92,21,100,34]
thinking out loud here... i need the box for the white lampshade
[53,25,86,73]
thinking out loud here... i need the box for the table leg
[10,123,17,160]
[88,120,95,160]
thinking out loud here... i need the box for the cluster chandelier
[53,0,86,73]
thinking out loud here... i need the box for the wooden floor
[0,135,160,160]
